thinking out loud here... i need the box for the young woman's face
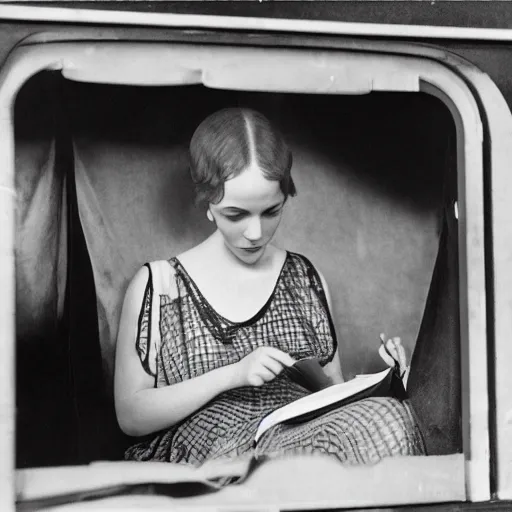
[209,164,286,265]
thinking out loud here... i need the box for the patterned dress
[125,251,425,465]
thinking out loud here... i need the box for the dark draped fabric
[408,164,462,454]
[15,73,74,467]
[63,100,130,463]
[15,74,125,467]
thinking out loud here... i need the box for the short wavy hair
[189,108,296,205]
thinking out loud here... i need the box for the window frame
[0,20,507,509]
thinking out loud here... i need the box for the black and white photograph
[1,1,511,511]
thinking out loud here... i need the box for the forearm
[116,363,238,437]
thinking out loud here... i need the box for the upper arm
[315,267,344,383]
[316,268,333,312]
[114,266,155,409]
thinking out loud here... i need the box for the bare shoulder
[125,258,179,302]
[127,264,150,294]
[175,245,194,264]
[175,242,213,276]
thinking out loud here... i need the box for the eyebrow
[222,201,284,214]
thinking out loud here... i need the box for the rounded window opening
[14,71,460,469]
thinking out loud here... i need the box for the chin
[231,245,267,264]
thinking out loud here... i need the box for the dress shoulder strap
[147,259,178,300]
[137,260,178,377]
[286,252,339,357]
[287,252,329,310]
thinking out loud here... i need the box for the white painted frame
[1,4,512,42]
[0,18,505,510]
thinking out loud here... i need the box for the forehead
[217,165,284,208]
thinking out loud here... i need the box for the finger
[255,366,277,382]
[385,340,404,370]
[264,347,296,367]
[382,334,396,356]
[261,356,285,376]
[390,338,407,370]
[379,345,395,367]
[385,339,398,359]
[248,374,265,387]
[398,345,408,370]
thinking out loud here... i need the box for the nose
[244,216,262,242]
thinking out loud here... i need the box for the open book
[254,358,407,444]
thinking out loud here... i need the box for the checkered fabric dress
[124,251,425,465]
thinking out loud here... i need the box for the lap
[255,397,426,464]
[125,396,425,467]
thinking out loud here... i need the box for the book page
[284,357,334,391]
[254,369,391,444]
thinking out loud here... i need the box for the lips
[241,246,262,253]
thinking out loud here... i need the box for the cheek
[263,214,283,235]
[217,218,244,242]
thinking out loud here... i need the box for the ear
[207,209,214,222]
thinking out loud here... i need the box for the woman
[114,107,425,466]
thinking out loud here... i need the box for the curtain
[15,73,74,467]
[408,144,462,454]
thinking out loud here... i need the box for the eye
[224,213,246,222]
[264,208,282,217]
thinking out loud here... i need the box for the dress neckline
[172,251,290,328]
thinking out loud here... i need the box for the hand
[232,347,296,388]
[378,333,408,377]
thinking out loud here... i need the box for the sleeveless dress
[124,251,425,466]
